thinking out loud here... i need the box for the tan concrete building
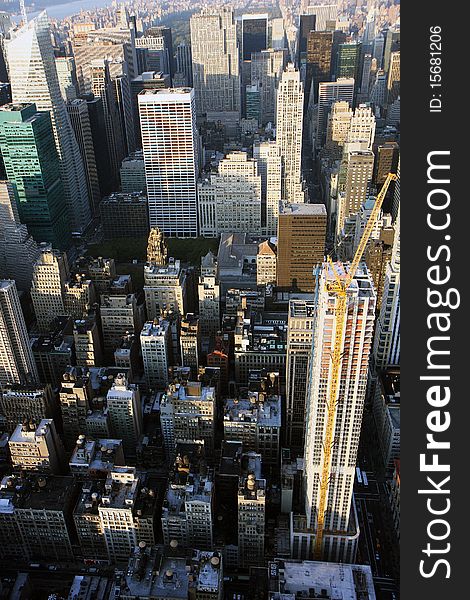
[276,203,327,291]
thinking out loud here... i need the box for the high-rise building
[91,59,126,187]
[30,246,69,332]
[0,183,39,292]
[140,319,170,390]
[0,473,76,562]
[242,14,268,61]
[325,100,353,156]
[30,316,73,387]
[250,49,286,125]
[66,98,101,216]
[300,262,376,562]
[198,251,220,341]
[271,17,286,50]
[120,150,146,194]
[0,104,70,249]
[130,71,170,146]
[0,280,38,387]
[347,103,376,149]
[317,78,355,146]
[98,468,157,563]
[276,64,305,203]
[335,41,362,81]
[224,388,281,465]
[59,366,92,451]
[305,3,338,32]
[161,446,214,550]
[336,144,375,236]
[136,26,174,79]
[73,315,103,368]
[139,88,199,237]
[144,257,187,319]
[176,42,192,87]
[285,299,316,454]
[180,314,200,378]
[100,192,149,240]
[296,14,316,69]
[305,31,333,105]
[100,292,145,355]
[73,25,137,95]
[198,151,262,236]
[190,7,240,119]
[373,220,400,368]
[106,373,143,457]
[0,384,55,435]
[276,204,327,291]
[387,50,400,104]
[160,379,216,457]
[55,56,77,102]
[8,418,64,474]
[238,461,266,567]
[253,140,282,236]
[6,13,92,234]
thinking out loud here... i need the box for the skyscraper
[335,41,362,81]
[276,64,305,203]
[285,299,316,454]
[373,219,400,368]
[0,181,40,291]
[242,14,268,60]
[253,140,283,236]
[66,99,101,216]
[6,13,91,234]
[139,88,199,237]
[106,373,143,457]
[305,31,333,105]
[30,246,69,332]
[0,104,70,250]
[317,78,355,146]
[0,280,38,387]
[91,59,126,187]
[190,7,240,119]
[302,262,376,561]
[174,42,191,87]
[140,319,170,390]
[336,144,375,236]
[305,3,338,32]
[250,49,286,125]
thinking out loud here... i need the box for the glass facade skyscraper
[0,103,70,250]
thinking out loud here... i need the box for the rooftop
[268,560,376,600]
[9,419,54,444]
[280,203,327,217]
[0,473,75,513]
[224,393,281,427]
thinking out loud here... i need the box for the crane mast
[313,172,398,560]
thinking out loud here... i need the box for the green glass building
[0,103,71,250]
[335,41,362,82]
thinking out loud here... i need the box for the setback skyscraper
[6,12,92,234]
[190,7,241,120]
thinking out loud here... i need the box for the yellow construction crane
[313,172,398,560]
